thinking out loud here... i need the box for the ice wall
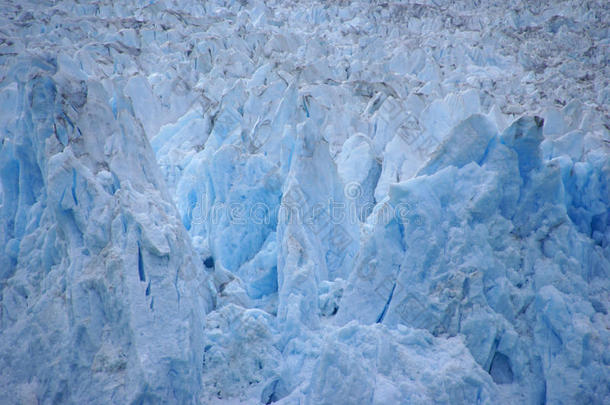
[1,0,608,404]
[0,54,213,404]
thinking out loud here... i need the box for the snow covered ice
[0,0,609,404]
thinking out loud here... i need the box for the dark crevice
[203,256,215,269]
[261,379,288,404]
[71,168,78,205]
[489,351,513,384]
[137,243,146,282]
[376,282,396,323]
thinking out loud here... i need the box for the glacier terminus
[0,0,609,404]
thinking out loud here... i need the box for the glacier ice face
[1,0,609,404]
[0,55,213,403]
[338,115,609,403]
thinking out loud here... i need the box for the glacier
[0,0,609,404]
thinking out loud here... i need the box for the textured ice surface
[1,0,609,404]
[0,58,214,403]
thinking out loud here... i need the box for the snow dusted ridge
[0,0,608,403]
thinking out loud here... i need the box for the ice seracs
[1,0,608,404]
[0,55,213,403]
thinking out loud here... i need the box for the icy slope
[0,54,214,402]
[1,0,609,404]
